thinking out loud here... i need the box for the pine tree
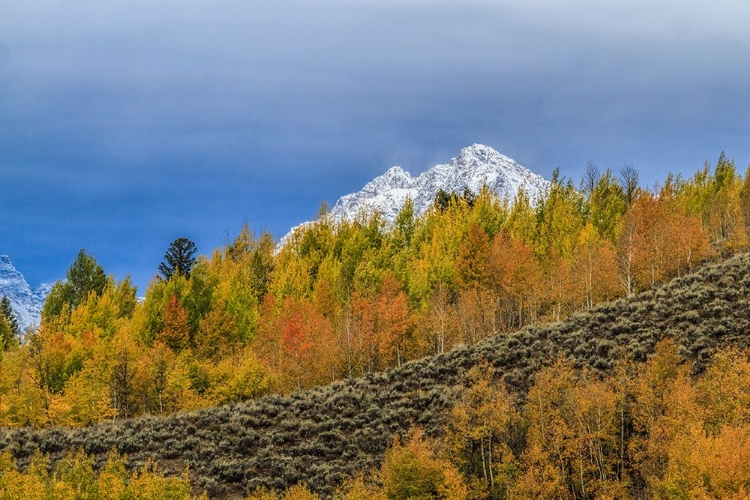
[158,237,198,280]
[0,296,20,339]
[434,189,452,212]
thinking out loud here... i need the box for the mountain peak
[452,144,517,170]
[280,145,550,246]
[373,166,413,189]
[323,144,549,227]
[457,143,503,161]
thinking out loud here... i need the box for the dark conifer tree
[434,189,452,212]
[159,237,198,280]
[462,187,478,207]
[0,295,20,338]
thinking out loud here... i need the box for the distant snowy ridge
[0,255,51,332]
[329,144,549,223]
[283,144,549,243]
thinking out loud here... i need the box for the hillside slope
[2,252,750,498]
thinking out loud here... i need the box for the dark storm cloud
[2,0,750,289]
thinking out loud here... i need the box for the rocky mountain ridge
[0,255,51,332]
[283,144,549,244]
[329,143,549,223]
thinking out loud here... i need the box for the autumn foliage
[258,342,750,500]
[0,448,202,500]
[0,154,747,429]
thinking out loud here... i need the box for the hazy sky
[2,1,750,291]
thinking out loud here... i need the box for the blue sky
[2,1,750,292]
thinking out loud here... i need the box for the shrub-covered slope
[3,252,750,498]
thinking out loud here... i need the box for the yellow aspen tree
[136,341,175,416]
[380,428,467,500]
[629,339,693,490]
[741,165,750,240]
[446,363,520,499]
[505,187,537,247]
[53,356,115,426]
[588,169,627,244]
[694,348,750,435]
[422,283,459,355]
[195,304,238,361]
[455,288,497,344]
[335,475,387,500]
[455,224,492,290]
[373,274,413,369]
[467,185,508,238]
[706,153,748,254]
[207,346,271,404]
[573,224,620,310]
[534,171,585,262]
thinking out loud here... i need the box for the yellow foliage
[206,347,271,404]
[51,357,116,427]
[380,428,467,500]
[334,475,386,500]
[447,363,520,499]
[246,484,322,500]
[0,449,199,500]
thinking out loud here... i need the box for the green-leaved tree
[42,249,107,320]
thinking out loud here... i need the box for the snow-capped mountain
[328,144,549,224]
[281,144,549,245]
[0,255,51,333]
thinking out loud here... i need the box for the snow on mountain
[329,144,549,224]
[0,255,51,333]
[283,144,549,244]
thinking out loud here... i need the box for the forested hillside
[3,249,750,498]
[1,154,748,430]
[2,153,750,498]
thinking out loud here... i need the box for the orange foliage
[158,294,190,352]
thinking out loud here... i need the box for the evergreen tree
[461,187,478,208]
[0,295,20,338]
[67,249,107,302]
[42,249,107,320]
[434,189,452,212]
[158,237,198,280]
